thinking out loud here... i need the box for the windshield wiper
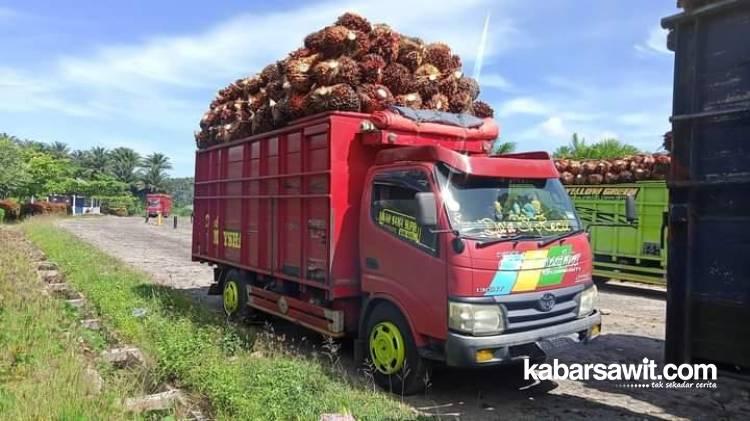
[538,229,585,247]
[476,233,542,249]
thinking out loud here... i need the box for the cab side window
[370,169,437,253]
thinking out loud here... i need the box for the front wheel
[222,269,250,320]
[365,303,429,395]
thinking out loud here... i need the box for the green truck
[566,181,668,285]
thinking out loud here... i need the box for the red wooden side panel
[193,113,379,298]
[305,132,330,283]
[224,145,243,263]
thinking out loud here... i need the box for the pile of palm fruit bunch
[195,12,494,148]
[555,154,671,185]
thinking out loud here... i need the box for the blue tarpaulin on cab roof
[388,106,485,129]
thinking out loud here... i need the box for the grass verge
[0,227,134,419]
[22,220,415,420]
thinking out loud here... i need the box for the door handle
[365,257,379,270]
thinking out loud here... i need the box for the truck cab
[359,145,600,380]
[146,193,172,218]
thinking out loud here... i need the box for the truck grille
[494,284,584,333]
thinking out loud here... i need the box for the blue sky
[0,0,678,177]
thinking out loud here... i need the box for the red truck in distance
[146,193,172,218]
[192,111,604,394]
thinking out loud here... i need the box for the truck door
[360,167,447,341]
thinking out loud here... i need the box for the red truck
[146,193,172,217]
[192,111,602,393]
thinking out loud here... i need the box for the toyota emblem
[538,293,556,312]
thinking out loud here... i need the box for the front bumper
[445,310,601,367]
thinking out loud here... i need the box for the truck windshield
[436,164,581,239]
[147,199,160,207]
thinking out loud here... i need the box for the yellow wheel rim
[369,321,406,375]
[223,280,239,315]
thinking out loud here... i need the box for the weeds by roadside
[23,220,416,420]
[0,227,135,419]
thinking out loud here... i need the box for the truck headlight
[577,285,598,317]
[449,302,504,336]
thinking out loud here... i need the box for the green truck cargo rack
[567,181,668,285]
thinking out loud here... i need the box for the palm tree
[587,138,640,159]
[491,141,517,155]
[49,141,71,158]
[553,133,640,159]
[70,147,111,178]
[89,147,111,169]
[137,153,172,193]
[19,139,49,152]
[553,133,589,158]
[110,147,142,184]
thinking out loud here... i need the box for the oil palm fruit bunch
[303,84,361,114]
[359,53,386,83]
[382,62,414,95]
[425,43,453,72]
[311,56,360,86]
[358,84,394,113]
[397,37,427,72]
[335,12,372,33]
[470,100,494,118]
[368,24,400,62]
[414,63,441,98]
[394,92,423,108]
[195,12,498,148]
[555,154,671,185]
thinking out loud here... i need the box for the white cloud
[56,0,516,93]
[479,73,512,91]
[0,67,97,117]
[539,116,568,139]
[2,0,517,121]
[498,97,550,116]
[0,0,520,175]
[635,26,671,55]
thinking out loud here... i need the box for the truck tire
[222,269,250,320]
[365,303,429,395]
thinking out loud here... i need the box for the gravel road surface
[57,216,750,420]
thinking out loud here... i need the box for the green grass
[0,227,137,419]
[22,221,416,420]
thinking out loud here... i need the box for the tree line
[0,132,184,215]
[552,133,641,159]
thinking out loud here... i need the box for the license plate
[538,335,576,352]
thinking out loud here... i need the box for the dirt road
[58,216,750,420]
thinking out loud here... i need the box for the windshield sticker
[458,217,573,238]
[566,186,640,199]
[377,208,422,243]
[479,245,582,296]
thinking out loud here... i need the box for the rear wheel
[365,303,429,395]
[222,269,250,320]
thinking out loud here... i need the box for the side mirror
[625,194,637,223]
[415,192,438,226]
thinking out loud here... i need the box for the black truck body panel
[662,0,750,371]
